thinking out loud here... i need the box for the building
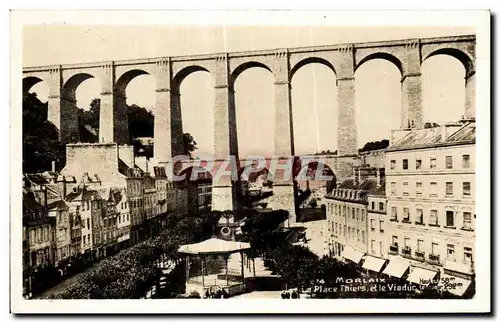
[325,178,379,262]
[46,199,72,271]
[23,194,52,270]
[384,121,475,297]
[126,167,145,244]
[65,188,100,261]
[114,188,131,250]
[366,185,388,259]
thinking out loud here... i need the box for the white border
[10,10,491,314]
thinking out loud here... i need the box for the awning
[362,256,387,273]
[178,238,251,255]
[439,274,472,296]
[342,246,364,264]
[382,259,410,278]
[407,267,438,285]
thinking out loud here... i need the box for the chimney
[51,161,56,172]
[43,186,48,206]
[62,176,67,198]
[376,168,381,187]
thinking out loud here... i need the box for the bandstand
[178,238,251,298]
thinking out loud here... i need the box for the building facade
[385,121,475,296]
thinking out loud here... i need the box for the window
[348,227,351,239]
[83,235,86,244]
[370,219,375,231]
[392,236,398,246]
[390,160,396,170]
[403,182,409,196]
[429,210,439,225]
[416,182,423,196]
[391,207,398,221]
[417,239,424,252]
[371,202,375,210]
[446,182,453,196]
[403,207,410,222]
[361,230,365,243]
[86,201,90,210]
[361,209,365,222]
[447,244,455,261]
[29,229,35,245]
[430,182,438,196]
[462,155,471,168]
[87,219,90,229]
[352,208,355,219]
[371,240,375,252]
[344,226,346,236]
[431,242,439,255]
[463,182,471,196]
[356,208,360,221]
[357,229,360,241]
[416,159,422,170]
[445,156,453,169]
[446,211,455,227]
[379,202,384,211]
[404,237,410,248]
[463,212,472,229]
[430,157,437,169]
[402,159,408,170]
[464,247,473,264]
[379,241,383,256]
[416,208,423,224]
[379,220,384,233]
[391,182,396,195]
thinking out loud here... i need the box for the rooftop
[388,121,475,151]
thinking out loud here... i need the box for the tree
[22,93,66,173]
[358,139,389,153]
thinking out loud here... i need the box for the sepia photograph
[10,9,491,314]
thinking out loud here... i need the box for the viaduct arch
[23,34,476,218]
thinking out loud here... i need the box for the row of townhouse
[325,120,476,298]
[21,166,182,298]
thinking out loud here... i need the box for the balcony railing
[415,250,425,260]
[389,244,399,255]
[401,247,411,257]
[428,254,440,264]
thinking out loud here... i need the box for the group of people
[204,288,229,299]
[281,289,300,299]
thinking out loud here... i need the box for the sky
[23,26,474,156]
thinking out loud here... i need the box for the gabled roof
[338,179,356,189]
[23,195,45,212]
[47,199,69,211]
[118,158,130,176]
[25,174,49,185]
[369,184,386,197]
[446,122,476,143]
[389,121,475,151]
[65,189,100,202]
[390,127,443,149]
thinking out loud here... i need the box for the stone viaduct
[22,34,476,218]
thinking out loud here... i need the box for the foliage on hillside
[22,93,66,173]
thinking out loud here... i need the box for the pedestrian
[291,290,298,299]
[281,290,286,299]
[285,291,290,299]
